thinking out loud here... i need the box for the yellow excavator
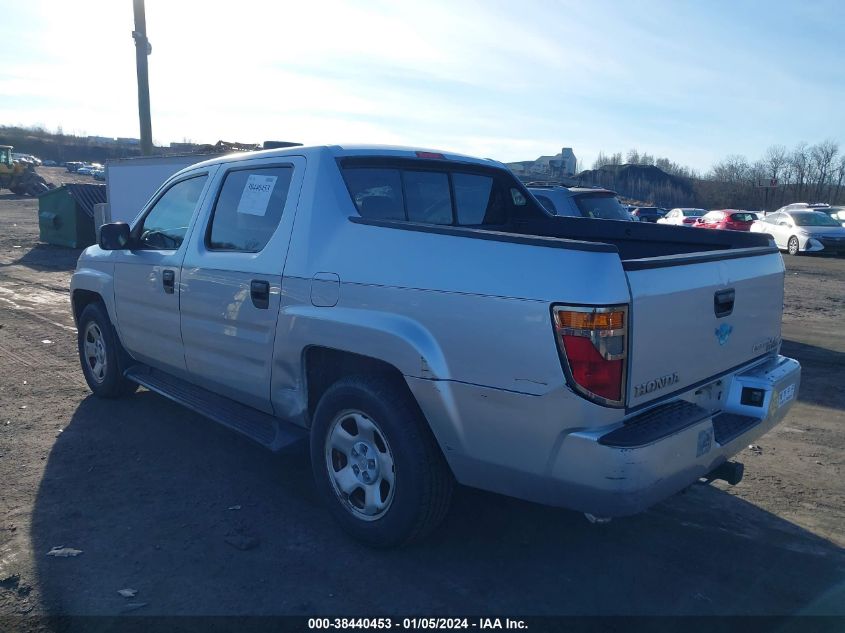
[0,145,53,196]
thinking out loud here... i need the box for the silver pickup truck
[70,145,801,546]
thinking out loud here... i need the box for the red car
[694,210,758,231]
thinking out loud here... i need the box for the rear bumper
[409,355,801,517]
[548,355,800,516]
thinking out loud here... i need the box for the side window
[404,171,452,224]
[138,175,208,250]
[208,166,293,252]
[534,194,557,214]
[453,173,497,224]
[343,168,405,220]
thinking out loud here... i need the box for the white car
[750,210,845,256]
[657,207,707,226]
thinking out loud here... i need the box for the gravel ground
[0,193,843,620]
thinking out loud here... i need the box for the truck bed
[507,213,774,261]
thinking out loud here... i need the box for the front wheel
[77,302,138,398]
[310,375,454,547]
[787,236,800,256]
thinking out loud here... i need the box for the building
[506,147,578,180]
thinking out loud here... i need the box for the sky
[1,0,843,172]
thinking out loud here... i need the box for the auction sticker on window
[778,383,796,408]
[237,174,277,216]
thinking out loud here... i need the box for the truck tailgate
[624,247,784,409]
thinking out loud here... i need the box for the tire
[77,302,138,398]
[787,236,800,256]
[310,374,454,547]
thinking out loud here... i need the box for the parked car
[66,162,84,173]
[77,163,103,176]
[527,183,632,221]
[43,160,57,167]
[630,206,667,223]
[71,144,800,546]
[775,202,830,213]
[657,207,707,226]
[819,206,845,226]
[92,168,106,181]
[750,210,845,255]
[694,210,757,231]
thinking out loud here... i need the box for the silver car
[751,210,845,255]
[656,207,707,226]
[527,184,632,221]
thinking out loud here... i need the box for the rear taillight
[552,305,628,407]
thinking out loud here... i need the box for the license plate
[778,384,796,407]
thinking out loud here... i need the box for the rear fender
[271,305,448,423]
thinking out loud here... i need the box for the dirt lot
[0,191,843,619]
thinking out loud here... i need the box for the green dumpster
[38,184,104,248]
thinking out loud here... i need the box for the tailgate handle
[714,289,735,318]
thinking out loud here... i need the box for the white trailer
[104,154,214,224]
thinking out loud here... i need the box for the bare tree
[592,151,609,169]
[790,142,810,200]
[832,154,845,204]
[764,145,787,184]
[810,139,839,200]
[626,148,640,164]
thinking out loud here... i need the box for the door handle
[714,288,735,318]
[162,269,175,294]
[250,280,270,309]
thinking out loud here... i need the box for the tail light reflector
[553,305,628,407]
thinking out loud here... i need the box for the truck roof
[184,144,505,171]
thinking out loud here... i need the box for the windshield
[573,193,630,220]
[791,212,841,227]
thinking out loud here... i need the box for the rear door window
[208,166,293,252]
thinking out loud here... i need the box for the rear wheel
[77,302,138,398]
[310,375,454,547]
[787,236,800,256]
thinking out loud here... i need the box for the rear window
[682,209,705,217]
[573,193,629,220]
[730,213,755,222]
[341,160,521,226]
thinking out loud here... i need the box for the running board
[124,365,306,452]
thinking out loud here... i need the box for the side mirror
[99,222,131,250]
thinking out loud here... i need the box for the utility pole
[132,0,153,155]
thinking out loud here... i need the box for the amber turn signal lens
[555,310,624,331]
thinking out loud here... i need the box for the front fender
[70,262,116,327]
